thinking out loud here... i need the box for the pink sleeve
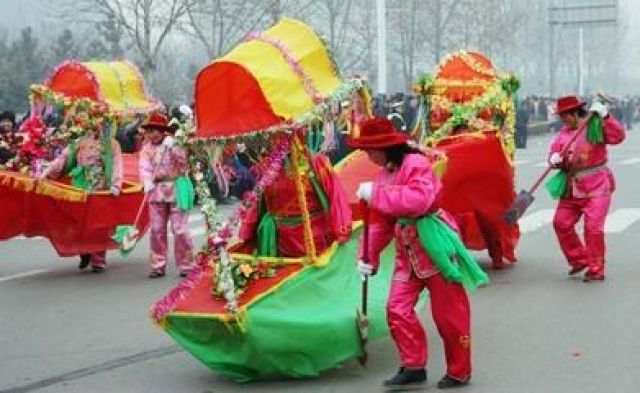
[44,147,70,179]
[547,131,565,164]
[138,144,154,184]
[358,212,394,271]
[603,115,625,145]
[171,147,189,173]
[110,140,123,188]
[370,156,439,218]
[312,154,352,243]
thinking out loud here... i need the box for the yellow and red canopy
[45,60,159,113]
[195,18,343,138]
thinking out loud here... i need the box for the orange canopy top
[45,60,160,114]
[194,18,344,139]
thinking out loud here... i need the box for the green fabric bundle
[175,175,195,211]
[587,115,604,144]
[257,212,278,257]
[401,215,489,290]
[164,228,396,382]
[545,171,567,200]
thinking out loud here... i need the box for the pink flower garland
[213,132,293,247]
[149,133,293,322]
[244,32,324,104]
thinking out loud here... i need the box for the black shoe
[148,270,166,279]
[79,254,91,270]
[383,367,426,390]
[179,270,189,278]
[91,266,105,274]
[437,375,470,389]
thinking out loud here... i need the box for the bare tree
[72,0,198,77]
[388,0,423,89]
[181,0,271,59]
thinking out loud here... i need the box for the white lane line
[13,236,45,241]
[0,269,49,283]
[534,162,549,168]
[187,214,204,223]
[169,225,207,238]
[515,159,531,166]
[618,158,640,165]
[189,227,207,237]
[605,208,640,233]
[518,209,556,233]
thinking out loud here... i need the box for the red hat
[555,95,586,115]
[141,112,173,132]
[346,117,409,149]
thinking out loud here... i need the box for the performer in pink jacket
[42,122,123,273]
[139,113,194,278]
[347,118,488,390]
[549,96,625,282]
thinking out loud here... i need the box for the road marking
[618,157,640,165]
[518,209,556,233]
[605,208,640,233]
[0,269,49,283]
[534,162,549,168]
[190,226,207,237]
[2,345,180,393]
[515,159,531,166]
[187,214,204,223]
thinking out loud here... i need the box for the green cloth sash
[258,212,278,257]
[545,171,567,200]
[69,166,89,190]
[587,115,604,145]
[175,175,195,211]
[399,215,489,290]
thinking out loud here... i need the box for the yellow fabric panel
[219,40,315,119]
[215,19,342,120]
[264,19,341,96]
[84,61,153,111]
[85,62,125,110]
[111,61,152,110]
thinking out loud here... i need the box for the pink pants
[149,202,194,273]
[553,196,611,276]
[89,252,106,268]
[387,272,472,381]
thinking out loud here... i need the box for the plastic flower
[240,264,254,277]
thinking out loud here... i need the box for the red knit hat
[346,117,409,149]
[555,95,586,115]
[141,112,173,132]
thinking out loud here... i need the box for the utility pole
[376,0,387,95]
[549,1,618,97]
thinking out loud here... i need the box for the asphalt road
[1,128,639,393]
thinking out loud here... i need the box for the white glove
[143,181,155,193]
[110,185,121,196]
[179,104,193,120]
[356,182,373,202]
[589,101,608,118]
[162,135,175,149]
[357,260,374,279]
[549,152,563,166]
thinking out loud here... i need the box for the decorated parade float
[150,18,400,382]
[339,51,521,268]
[0,60,159,256]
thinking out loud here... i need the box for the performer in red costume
[549,95,625,282]
[348,118,487,390]
[239,139,352,258]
